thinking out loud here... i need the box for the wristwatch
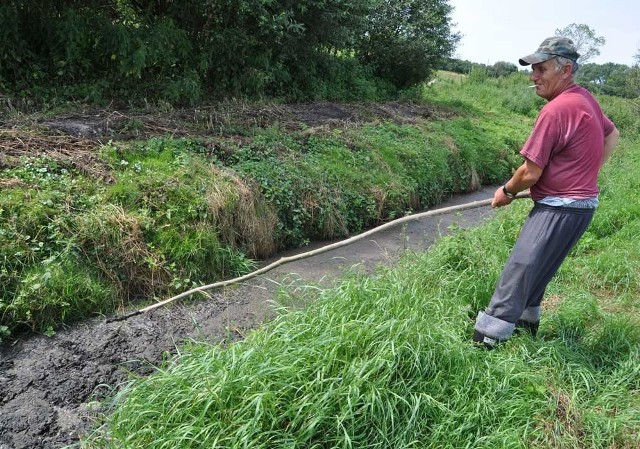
[502,185,516,199]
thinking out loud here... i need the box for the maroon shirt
[520,85,615,201]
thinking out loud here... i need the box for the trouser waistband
[533,202,595,215]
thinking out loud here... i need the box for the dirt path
[0,186,501,449]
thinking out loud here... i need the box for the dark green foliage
[439,57,475,74]
[439,58,518,79]
[356,0,460,88]
[577,63,640,99]
[0,0,459,104]
[489,61,518,78]
[0,1,198,104]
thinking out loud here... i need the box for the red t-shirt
[520,85,615,201]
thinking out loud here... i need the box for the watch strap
[503,185,516,199]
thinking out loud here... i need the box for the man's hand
[492,186,514,208]
[493,159,542,208]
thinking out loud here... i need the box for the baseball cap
[519,37,580,66]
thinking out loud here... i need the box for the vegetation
[441,23,639,101]
[440,58,519,79]
[0,0,458,105]
[577,62,640,99]
[0,72,539,339]
[74,74,640,448]
[356,0,459,88]
[442,55,640,100]
[555,23,606,63]
[0,140,259,337]
[1,4,638,442]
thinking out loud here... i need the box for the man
[472,37,620,348]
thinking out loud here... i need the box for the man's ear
[562,63,573,79]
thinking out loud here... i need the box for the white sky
[448,0,640,66]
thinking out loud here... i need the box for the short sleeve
[603,114,615,136]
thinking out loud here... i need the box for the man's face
[529,59,571,100]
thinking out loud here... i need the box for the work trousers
[475,203,595,340]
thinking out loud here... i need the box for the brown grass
[205,168,278,258]
[0,177,30,189]
[301,188,349,239]
[0,129,114,183]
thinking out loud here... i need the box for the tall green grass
[85,83,640,447]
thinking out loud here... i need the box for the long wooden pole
[107,191,530,322]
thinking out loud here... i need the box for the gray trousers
[475,203,595,340]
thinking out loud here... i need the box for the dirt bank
[0,186,501,449]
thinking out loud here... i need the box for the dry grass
[0,177,30,189]
[0,129,114,183]
[302,187,350,238]
[205,169,278,258]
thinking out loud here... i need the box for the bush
[0,0,460,104]
[467,66,489,84]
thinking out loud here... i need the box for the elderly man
[473,37,620,348]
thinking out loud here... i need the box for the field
[1,72,639,448]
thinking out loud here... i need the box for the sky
[447,0,640,67]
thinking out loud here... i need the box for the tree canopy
[439,58,517,79]
[0,0,460,105]
[554,23,605,64]
[356,0,460,88]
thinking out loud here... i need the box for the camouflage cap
[518,37,580,66]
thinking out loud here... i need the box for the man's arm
[492,159,543,208]
[602,126,620,164]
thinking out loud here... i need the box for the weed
[0,138,268,335]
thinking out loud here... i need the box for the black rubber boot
[514,320,539,337]
[472,330,500,349]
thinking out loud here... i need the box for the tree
[576,62,640,99]
[0,0,462,102]
[439,58,474,74]
[356,0,460,88]
[489,61,518,78]
[554,23,605,64]
[626,47,640,98]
